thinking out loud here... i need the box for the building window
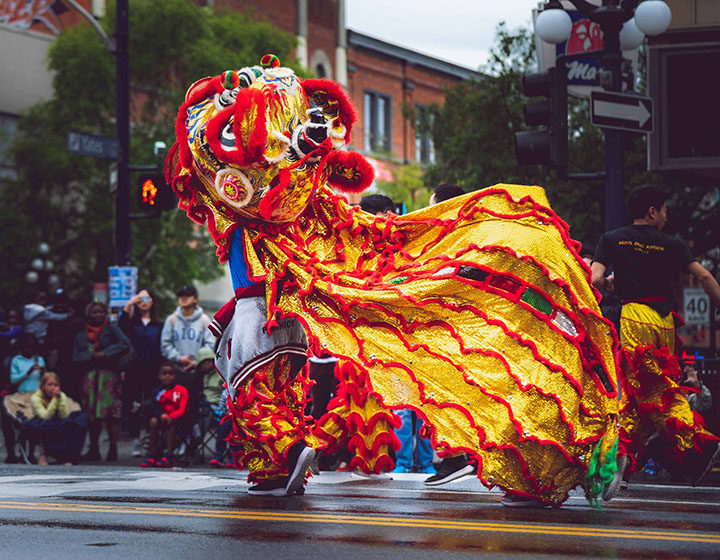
[363,91,391,153]
[414,105,435,164]
[0,114,19,180]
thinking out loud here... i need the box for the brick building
[214,0,480,171]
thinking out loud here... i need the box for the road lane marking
[0,500,719,545]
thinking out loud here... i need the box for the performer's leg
[619,304,719,482]
[228,353,315,494]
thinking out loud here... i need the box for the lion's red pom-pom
[326,150,374,193]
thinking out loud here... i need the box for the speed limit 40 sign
[683,287,711,326]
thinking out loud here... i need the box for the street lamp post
[25,242,59,290]
[535,0,672,232]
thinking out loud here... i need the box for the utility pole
[115,0,131,265]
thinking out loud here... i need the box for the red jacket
[151,384,188,420]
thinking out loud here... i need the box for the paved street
[1,463,718,560]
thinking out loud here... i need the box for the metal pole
[115,0,131,265]
[600,9,625,232]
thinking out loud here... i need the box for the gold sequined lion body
[167,58,619,505]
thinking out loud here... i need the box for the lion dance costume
[167,56,620,505]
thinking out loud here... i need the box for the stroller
[2,391,86,464]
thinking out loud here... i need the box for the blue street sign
[108,266,137,308]
[67,131,119,159]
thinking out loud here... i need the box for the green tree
[375,163,431,212]
[0,0,300,312]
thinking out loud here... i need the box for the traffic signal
[136,173,176,212]
[514,66,568,169]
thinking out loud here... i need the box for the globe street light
[25,242,59,289]
[534,0,671,232]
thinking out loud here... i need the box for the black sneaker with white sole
[248,476,289,496]
[424,454,476,486]
[500,493,549,508]
[285,442,316,495]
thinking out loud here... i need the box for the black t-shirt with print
[593,224,695,301]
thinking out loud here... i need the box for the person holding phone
[118,288,163,456]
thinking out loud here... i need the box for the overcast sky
[346,0,541,70]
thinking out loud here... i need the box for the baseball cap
[176,285,198,298]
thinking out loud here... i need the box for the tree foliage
[376,163,431,212]
[0,0,300,312]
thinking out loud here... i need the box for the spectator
[2,333,44,463]
[1,308,24,384]
[23,291,72,355]
[44,289,84,400]
[429,183,464,205]
[26,372,87,465]
[683,364,712,414]
[118,287,163,456]
[161,285,214,371]
[73,301,133,462]
[141,362,189,468]
[359,194,394,217]
[10,333,45,392]
[195,347,231,467]
[199,346,222,406]
[391,409,435,474]
[209,386,233,468]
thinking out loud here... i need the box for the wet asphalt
[0,462,718,560]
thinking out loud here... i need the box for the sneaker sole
[501,497,549,508]
[424,464,475,486]
[247,486,287,496]
[692,442,720,487]
[602,454,628,502]
[285,447,316,495]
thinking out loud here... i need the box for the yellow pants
[618,303,717,467]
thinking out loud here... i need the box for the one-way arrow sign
[591,91,653,133]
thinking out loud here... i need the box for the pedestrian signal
[136,173,176,212]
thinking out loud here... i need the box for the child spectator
[26,372,87,465]
[10,333,45,392]
[141,362,188,468]
[209,387,233,468]
[2,333,44,463]
[195,347,231,467]
[73,301,133,462]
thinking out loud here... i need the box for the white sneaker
[132,439,142,457]
[352,469,393,480]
